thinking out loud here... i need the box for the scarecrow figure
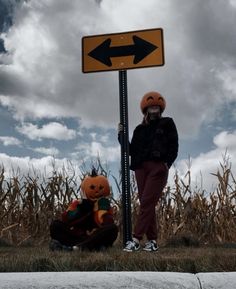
[49,169,118,251]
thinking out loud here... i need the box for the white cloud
[90,141,120,162]
[100,134,109,143]
[16,122,76,141]
[0,152,81,179]
[173,130,236,192]
[75,141,120,163]
[90,133,97,141]
[0,129,235,195]
[33,146,59,156]
[213,131,236,149]
[89,132,110,143]
[0,0,235,138]
[229,0,236,8]
[0,136,22,146]
[217,67,236,98]
[0,152,117,193]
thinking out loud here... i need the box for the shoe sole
[143,248,158,252]
[123,247,140,252]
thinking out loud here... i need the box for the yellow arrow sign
[82,28,164,73]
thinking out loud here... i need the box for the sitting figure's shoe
[49,239,63,251]
[143,240,159,252]
[123,239,140,252]
[49,239,72,251]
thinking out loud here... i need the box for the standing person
[118,91,178,252]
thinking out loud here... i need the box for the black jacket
[129,117,178,170]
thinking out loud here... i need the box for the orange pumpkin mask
[140,91,166,114]
[81,169,110,201]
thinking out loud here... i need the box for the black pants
[50,220,118,251]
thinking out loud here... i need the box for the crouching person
[49,169,118,251]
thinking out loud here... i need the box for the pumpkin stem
[91,167,98,177]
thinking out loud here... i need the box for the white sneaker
[143,240,159,252]
[123,239,140,252]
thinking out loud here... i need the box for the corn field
[0,158,235,246]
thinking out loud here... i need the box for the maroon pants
[133,161,168,241]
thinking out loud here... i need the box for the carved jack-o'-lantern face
[81,169,110,201]
[140,91,166,114]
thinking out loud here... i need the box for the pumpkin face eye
[147,96,154,101]
[99,185,104,190]
[90,185,96,190]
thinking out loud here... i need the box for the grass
[0,244,235,273]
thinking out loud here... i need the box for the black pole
[119,70,132,246]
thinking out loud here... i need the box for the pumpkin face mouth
[88,185,106,200]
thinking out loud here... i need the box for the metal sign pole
[119,70,132,246]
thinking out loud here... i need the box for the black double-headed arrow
[88,35,158,67]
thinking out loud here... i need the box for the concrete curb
[0,272,235,288]
[197,272,236,289]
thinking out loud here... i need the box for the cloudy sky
[0,0,235,193]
